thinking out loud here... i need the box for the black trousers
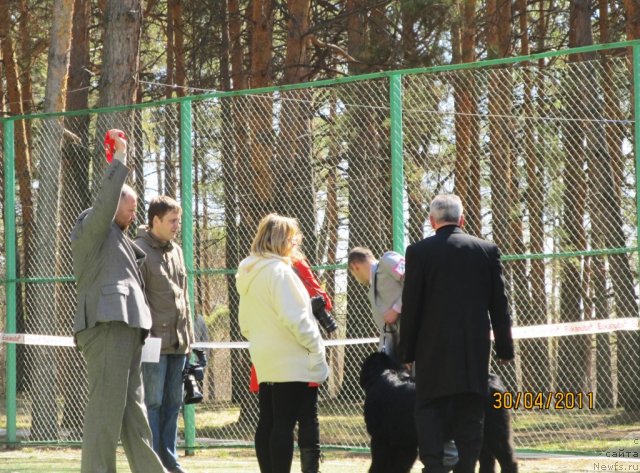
[255,382,319,473]
[415,393,485,473]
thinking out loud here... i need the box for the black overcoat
[399,225,514,402]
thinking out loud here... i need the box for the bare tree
[615,0,640,408]
[275,0,316,261]
[95,0,143,146]
[453,0,481,236]
[28,0,74,440]
[520,0,550,394]
[556,0,592,395]
[0,0,34,273]
[57,0,92,438]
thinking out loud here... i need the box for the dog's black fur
[359,352,518,473]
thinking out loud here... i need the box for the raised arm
[71,130,129,251]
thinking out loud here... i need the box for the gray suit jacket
[367,251,405,357]
[70,160,152,335]
[367,251,405,330]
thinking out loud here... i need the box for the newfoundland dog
[359,352,518,473]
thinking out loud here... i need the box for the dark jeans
[142,354,187,470]
[255,382,319,473]
[415,393,485,473]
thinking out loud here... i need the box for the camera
[182,349,207,405]
[310,295,338,333]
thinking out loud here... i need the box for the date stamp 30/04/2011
[492,391,595,410]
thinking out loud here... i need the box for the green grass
[0,447,405,473]
[1,446,637,473]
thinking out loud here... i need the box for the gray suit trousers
[77,322,166,473]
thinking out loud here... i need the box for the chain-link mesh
[402,50,640,450]
[2,44,640,452]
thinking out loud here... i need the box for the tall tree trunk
[486,0,518,390]
[345,0,370,402]
[344,0,392,400]
[0,0,34,274]
[227,0,247,365]
[617,0,640,410]
[486,0,512,251]
[229,0,247,91]
[453,0,480,236]
[132,87,145,227]
[18,0,33,147]
[557,0,592,395]
[590,0,614,408]
[227,0,248,373]
[325,91,343,398]
[508,0,530,341]
[404,0,431,243]
[58,0,91,438]
[275,0,316,261]
[624,0,640,39]
[233,0,276,413]
[28,0,74,440]
[173,0,186,97]
[462,0,481,237]
[221,0,243,409]
[401,0,419,66]
[164,0,177,198]
[242,0,275,230]
[95,0,142,170]
[217,0,237,406]
[0,0,33,406]
[520,0,549,393]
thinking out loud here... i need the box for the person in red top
[249,245,334,473]
[291,257,333,313]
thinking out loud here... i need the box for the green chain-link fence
[2,40,640,454]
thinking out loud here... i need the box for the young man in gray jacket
[71,129,166,473]
[348,247,404,360]
[136,196,194,473]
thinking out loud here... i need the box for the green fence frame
[3,39,640,449]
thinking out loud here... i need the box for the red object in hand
[249,365,259,393]
[103,130,126,163]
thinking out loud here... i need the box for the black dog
[359,352,518,473]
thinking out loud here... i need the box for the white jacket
[236,253,329,384]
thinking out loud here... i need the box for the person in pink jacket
[237,214,329,473]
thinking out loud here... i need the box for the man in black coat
[399,194,514,473]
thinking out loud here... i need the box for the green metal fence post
[390,74,405,253]
[634,45,640,276]
[179,99,197,453]
[3,118,17,444]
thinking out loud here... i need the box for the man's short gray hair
[429,194,463,225]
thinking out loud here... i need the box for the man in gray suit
[71,129,166,473]
[348,247,405,360]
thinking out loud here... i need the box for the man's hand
[108,129,127,153]
[497,358,514,366]
[383,308,400,324]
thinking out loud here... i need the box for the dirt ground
[0,447,638,473]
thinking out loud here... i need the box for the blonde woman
[237,214,329,473]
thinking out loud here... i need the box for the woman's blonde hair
[251,213,301,257]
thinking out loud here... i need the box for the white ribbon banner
[0,317,638,349]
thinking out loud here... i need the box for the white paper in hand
[141,337,162,363]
